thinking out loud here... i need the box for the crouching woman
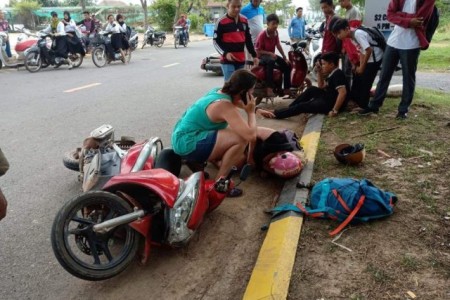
[171,70,273,194]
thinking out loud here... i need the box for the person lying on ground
[333,18,384,110]
[263,52,348,119]
[171,70,274,196]
[255,13,292,97]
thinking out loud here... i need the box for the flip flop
[227,187,243,198]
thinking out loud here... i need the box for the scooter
[141,25,166,49]
[51,134,249,281]
[0,30,36,69]
[251,40,311,105]
[173,26,188,49]
[304,28,323,82]
[91,31,132,67]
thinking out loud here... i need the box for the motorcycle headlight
[167,173,201,245]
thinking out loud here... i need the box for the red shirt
[255,30,279,56]
[322,15,339,54]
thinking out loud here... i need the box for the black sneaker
[395,112,408,119]
[358,107,378,116]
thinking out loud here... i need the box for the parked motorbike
[52,128,250,281]
[251,40,311,105]
[304,28,323,82]
[173,26,188,49]
[141,26,166,49]
[24,32,83,73]
[91,31,132,68]
[0,29,37,70]
[127,27,138,51]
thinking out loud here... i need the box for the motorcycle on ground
[52,124,250,281]
[173,26,188,49]
[24,32,83,73]
[141,26,166,49]
[0,29,37,69]
[251,40,312,105]
[91,31,132,68]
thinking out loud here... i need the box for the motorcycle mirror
[239,164,252,181]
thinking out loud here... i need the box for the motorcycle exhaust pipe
[93,209,145,233]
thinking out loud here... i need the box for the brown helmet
[334,143,365,165]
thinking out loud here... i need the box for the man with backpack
[333,18,384,110]
[359,0,436,119]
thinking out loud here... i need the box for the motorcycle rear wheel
[25,51,42,73]
[156,38,164,48]
[70,54,83,68]
[92,47,107,68]
[51,191,140,281]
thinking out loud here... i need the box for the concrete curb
[243,114,325,300]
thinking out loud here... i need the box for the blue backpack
[297,178,397,236]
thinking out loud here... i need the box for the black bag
[356,26,387,52]
[425,5,440,43]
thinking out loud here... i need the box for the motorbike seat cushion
[154,148,182,177]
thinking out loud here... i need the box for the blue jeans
[221,63,245,81]
[369,45,420,114]
[5,40,12,57]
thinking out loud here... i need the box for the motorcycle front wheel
[92,47,107,68]
[156,38,165,48]
[51,191,140,281]
[174,35,179,49]
[25,51,42,73]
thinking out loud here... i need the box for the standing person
[320,0,339,54]
[171,69,274,196]
[288,7,307,43]
[255,14,291,97]
[240,0,265,45]
[0,148,9,221]
[186,15,191,42]
[360,0,436,119]
[213,0,259,81]
[339,0,362,87]
[0,10,12,58]
[43,11,73,69]
[333,18,384,110]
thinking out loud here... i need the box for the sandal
[227,187,243,198]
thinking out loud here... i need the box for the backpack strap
[332,189,351,213]
[329,195,366,236]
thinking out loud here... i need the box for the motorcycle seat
[154,32,166,37]
[154,148,182,176]
[251,66,282,82]
[298,41,308,49]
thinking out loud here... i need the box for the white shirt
[354,29,384,63]
[43,22,66,36]
[105,22,126,34]
[387,0,420,49]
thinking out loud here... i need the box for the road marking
[64,83,102,93]
[163,63,180,68]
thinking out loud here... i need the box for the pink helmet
[264,152,303,179]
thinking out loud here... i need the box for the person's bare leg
[208,129,247,179]
[119,48,126,63]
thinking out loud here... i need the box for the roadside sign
[364,0,394,34]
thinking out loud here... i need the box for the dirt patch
[289,97,450,299]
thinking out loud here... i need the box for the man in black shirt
[272,52,348,119]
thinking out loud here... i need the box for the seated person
[255,13,291,97]
[174,14,188,43]
[171,70,274,195]
[270,52,348,119]
[42,11,73,69]
[332,18,383,110]
[105,14,127,63]
[63,11,85,57]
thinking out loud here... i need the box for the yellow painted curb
[243,115,324,300]
[243,216,303,300]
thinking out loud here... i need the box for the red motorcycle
[51,133,249,281]
[251,40,312,105]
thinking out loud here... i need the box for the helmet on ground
[334,143,365,165]
[264,152,303,179]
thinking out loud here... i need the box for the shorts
[182,131,218,162]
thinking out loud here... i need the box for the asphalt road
[0,38,225,299]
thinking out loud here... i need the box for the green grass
[418,22,450,72]
[415,87,450,105]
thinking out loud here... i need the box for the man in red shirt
[175,14,188,44]
[255,14,291,97]
[213,0,259,81]
[320,0,339,55]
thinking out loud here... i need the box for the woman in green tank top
[172,70,274,181]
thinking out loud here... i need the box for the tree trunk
[140,0,148,30]
[174,0,183,23]
[81,0,86,12]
